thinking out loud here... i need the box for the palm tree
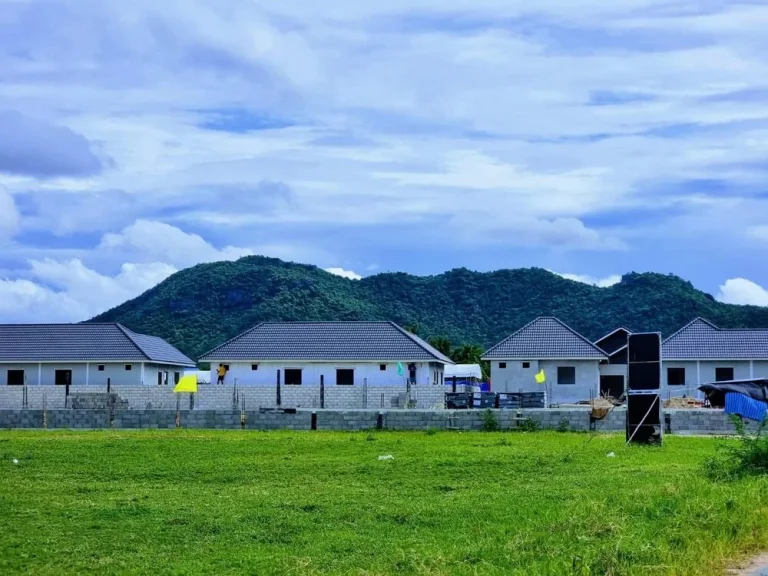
[428,336,452,357]
[451,343,484,364]
[404,322,420,336]
[451,343,490,380]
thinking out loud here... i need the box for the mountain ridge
[90,256,768,360]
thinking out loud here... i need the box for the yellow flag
[174,374,198,393]
[535,369,546,384]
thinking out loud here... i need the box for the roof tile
[662,318,768,359]
[483,317,607,360]
[0,323,195,366]
[199,321,453,363]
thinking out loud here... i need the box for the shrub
[704,416,768,480]
[557,418,570,433]
[517,417,539,433]
[481,410,500,432]
[425,427,439,436]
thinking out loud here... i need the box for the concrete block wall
[0,407,759,435]
[0,384,447,411]
[0,388,24,409]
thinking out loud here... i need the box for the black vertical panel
[626,332,663,444]
[628,333,661,363]
[628,362,661,391]
[276,369,281,407]
[627,394,661,425]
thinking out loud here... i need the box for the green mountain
[90,256,768,360]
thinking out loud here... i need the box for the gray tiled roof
[662,318,768,359]
[0,323,195,366]
[483,317,607,360]
[199,322,454,363]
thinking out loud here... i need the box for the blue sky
[1,0,768,321]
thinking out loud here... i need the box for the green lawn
[1,431,767,575]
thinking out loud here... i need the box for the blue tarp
[725,392,767,422]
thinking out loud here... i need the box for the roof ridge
[0,322,121,327]
[550,317,609,356]
[388,321,454,364]
[115,324,152,361]
[258,320,392,325]
[662,317,719,343]
[197,322,266,360]
[483,316,607,358]
[482,317,541,357]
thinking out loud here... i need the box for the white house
[198,321,453,390]
[0,323,196,387]
[482,317,608,405]
[662,318,768,398]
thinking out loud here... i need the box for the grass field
[2,430,768,575]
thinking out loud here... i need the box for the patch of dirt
[729,553,768,575]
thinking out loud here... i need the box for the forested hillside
[91,256,768,360]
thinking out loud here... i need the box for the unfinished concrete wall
[0,407,753,435]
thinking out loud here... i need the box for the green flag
[397,362,404,377]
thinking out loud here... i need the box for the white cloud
[0,259,176,322]
[99,220,252,268]
[2,0,768,295]
[747,225,768,242]
[553,271,622,288]
[717,278,768,306]
[0,186,20,241]
[0,220,253,322]
[324,267,362,280]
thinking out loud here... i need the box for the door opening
[600,375,624,399]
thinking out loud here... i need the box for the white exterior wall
[208,361,441,387]
[661,360,756,398]
[599,364,627,377]
[490,359,600,405]
[754,361,768,378]
[1,362,189,386]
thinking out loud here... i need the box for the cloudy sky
[2,0,768,322]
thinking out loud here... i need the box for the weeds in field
[481,410,500,432]
[516,417,539,432]
[705,416,768,479]
[557,418,570,433]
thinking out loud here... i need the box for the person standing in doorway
[217,364,227,385]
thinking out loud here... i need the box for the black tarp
[699,379,768,404]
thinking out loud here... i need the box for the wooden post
[276,370,282,407]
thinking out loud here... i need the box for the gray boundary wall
[0,408,751,435]
[0,385,447,411]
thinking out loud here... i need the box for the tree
[451,343,484,364]
[451,343,490,380]
[404,322,420,335]
[428,336,452,356]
